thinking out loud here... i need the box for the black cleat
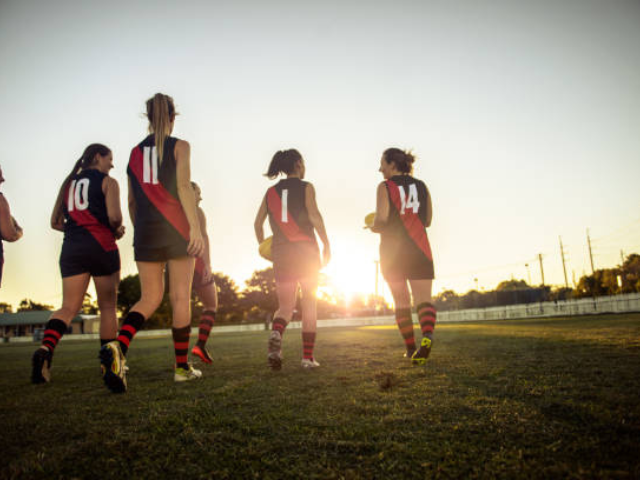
[99,341,127,393]
[32,347,52,384]
[411,337,432,365]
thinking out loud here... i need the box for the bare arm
[127,177,136,226]
[305,183,331,265]
[254,196,268,244]
[0,195,23,241]
[198,207,211,267]
[371,182,389,233]
[175,140,204,257]
[103,176,125,239]
[50,184,66,232]
[425,188,433,228]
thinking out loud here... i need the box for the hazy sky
[1,0,639,307]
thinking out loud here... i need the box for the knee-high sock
[416,302,437,339]
[302,331,316,359]
[395,307,415,351]
[172,325,191,370]
[42,319,67,353]
[196,310,216,347]
[116,311,145,356]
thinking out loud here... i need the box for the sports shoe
[31,347,52,384]
[403,348,416,359]
[191,345,213,364]
[301,358,320,369]
[174,364,202,382]
[411,337,432,365]
[99,341,127,393]
[267,331,283,371]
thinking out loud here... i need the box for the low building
[0,311,100,339]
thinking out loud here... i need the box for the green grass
[1,314,639,479]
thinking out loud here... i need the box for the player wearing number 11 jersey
[32,144,124,384]
[371,148,437,365]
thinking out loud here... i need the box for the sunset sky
[1,0,639,308]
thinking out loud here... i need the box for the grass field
[1,314,639,479]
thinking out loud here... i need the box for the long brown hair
[146,93,176,164]
[264,149,303,179]
[63,143,111,191]
[383,148,415,175]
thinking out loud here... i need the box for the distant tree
[17,299,53,312]
[621,253,640,293]
[434,289,460,311]
[496,279,529,291]
[117,274,141,314]
[82,293,99,314]
[0,302,12,313]
[241,267,278,316]
[205,272,243,323]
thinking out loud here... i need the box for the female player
[0,164,24,289]
[100,93,204,393]
[31,144,124,383]
[254,149,331,370]
[166,181,218,364]
[370,148,436,364]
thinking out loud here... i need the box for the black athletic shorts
[272,242,321,283]
[380,239,434,282]
[135,242,189,262]
[59,241,120,278]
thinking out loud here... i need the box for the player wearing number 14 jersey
[370,148,436,365]
[32,144,124,384]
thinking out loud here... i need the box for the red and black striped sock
[395,308,416,351]
[196,310,216,348]
[302,331,316,359]
[116,311,145,356]
[272,317,287,337]
[100,338,116,347]
[416,302,437,339]
[172,325,191,370]
[42,319,68,353]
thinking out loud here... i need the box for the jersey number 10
[143,146,159,185]
[398,184,420,215]
[67,178,90,212]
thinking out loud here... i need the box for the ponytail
[146,93,176,165]
[62,143,111,191]
[383,147,415,175]
[264,149,303,179]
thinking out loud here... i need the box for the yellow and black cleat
[411,337,432,366]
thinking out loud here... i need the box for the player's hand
[203,265,214,284]
[188,229,205,257]
[322,245,331,267]
[114,225,125,239]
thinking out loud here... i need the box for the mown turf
[1,314,639,479]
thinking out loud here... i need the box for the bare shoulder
[175,139,191,154]
[0,193,8,210]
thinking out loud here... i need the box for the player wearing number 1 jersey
[254,149,331,370]
[100,93,205,393]
[32,144,124,384]
[371,148,436,365]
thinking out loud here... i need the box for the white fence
[4,293,640,344]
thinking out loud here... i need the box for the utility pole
[621,249,625,265]
[559,236,569,289]
[538,253,545,286]
[587,229,595,274]
[525,263,531,285]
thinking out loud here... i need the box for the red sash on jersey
[64,184,117,252]
[129,147,190,241]
[386,179,433,261]
[267,187,313,243]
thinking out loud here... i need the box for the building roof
[0,311,84,326]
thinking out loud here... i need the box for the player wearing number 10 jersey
[254,149,331,370]
[32,144,124,384]
[371,148,437,365]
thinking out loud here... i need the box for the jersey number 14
[398,184,420,214]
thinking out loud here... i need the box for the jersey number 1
[68,178,90,212]
[398,184,420,214]
[281,189,288,223]
[143,146,159,185]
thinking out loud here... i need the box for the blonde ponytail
[146,93,176,165]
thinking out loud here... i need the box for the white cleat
[267,331,283,370]
[301,358,320,369]
[174,364,202,382]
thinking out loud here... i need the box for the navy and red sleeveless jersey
[266,178,318,251]
[62,169,117,252]
[127,135,190,250]
[380,175,434,280]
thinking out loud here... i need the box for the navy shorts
[135,243,189,262]
[272,242,321,283]
[380,240,434,282]
[60,242,120,278]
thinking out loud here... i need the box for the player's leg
[387,279,417,357]
[299,276,320,368]
[167,256,201,381]
[192,282,218,364]
[93,270,120,346]
[409,279,435,364]
[268,280,297,370]
[32,273,90,384]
